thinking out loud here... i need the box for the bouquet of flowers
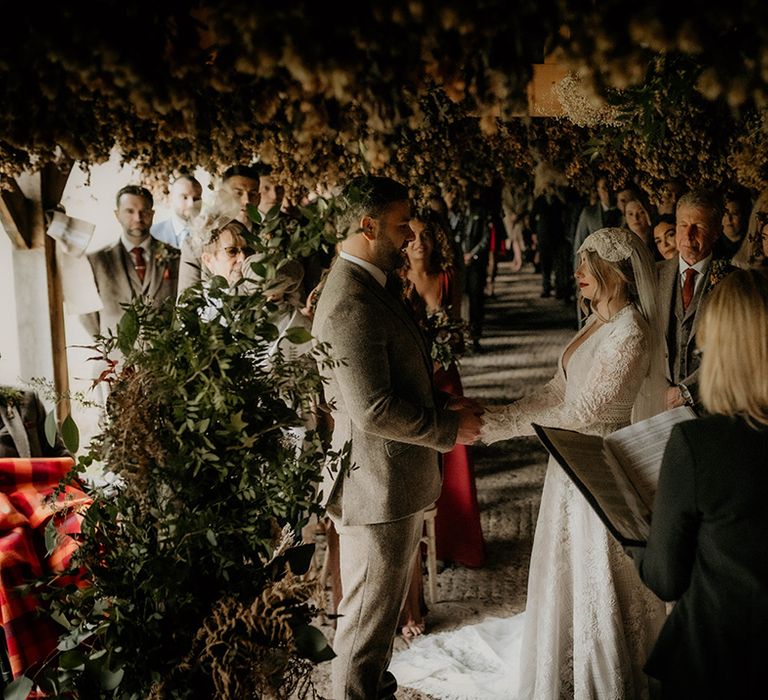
[424,308,471,370]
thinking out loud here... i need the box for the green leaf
[3,675,33,700]
[284,327,312,345]
[61,414,79,453]
[59,649,86,670]
[206,529,218,546]
[293,624,335,662]
[117,308,139,355]
[284,543,315,575]
[44,520,60,557]
[99,666,124,691]
[44,409,58,449]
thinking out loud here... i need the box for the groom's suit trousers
[330,509,424,700]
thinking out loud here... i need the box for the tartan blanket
[0,457,92,679]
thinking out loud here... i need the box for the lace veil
[577,227,667,421]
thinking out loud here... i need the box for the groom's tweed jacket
[313,258,459,526]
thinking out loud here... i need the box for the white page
[604,406,697,510]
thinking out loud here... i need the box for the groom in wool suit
[313,176,483,699]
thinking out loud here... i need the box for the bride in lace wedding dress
[391,228,668,699]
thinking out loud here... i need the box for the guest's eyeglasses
[221,246,254,258]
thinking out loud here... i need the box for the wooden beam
[45,233,71,421]
[0,179,31,249]
[40,163,73,422]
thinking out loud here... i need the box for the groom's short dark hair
[338,176,409,236]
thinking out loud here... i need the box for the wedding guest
[655,178,686,217]
[714,185,751,260]
[398,211,487,638]
[481,227,667,699]
[652,215,678,260]
[80,185,179,340]
[658,190,734,411]
[732,189,768,269]
[634,268,768,699]
[623,194,654,250]
[177,165,261,294]
[150,173,203,249]
[0,386,69,459]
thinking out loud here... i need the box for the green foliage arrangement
[18,228,346,697]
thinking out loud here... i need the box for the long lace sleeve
[481,317,649,443]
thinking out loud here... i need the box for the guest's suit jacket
[637,415,768,698]
[573,202,621,258]
[0,390,69,458]
[657,255,732,403]
[80,239,179,338]
[312,258,459,526]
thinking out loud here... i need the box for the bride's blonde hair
[578,250,636,321]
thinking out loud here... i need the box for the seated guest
[633,268,768,699]
[0,386,69,459]
[652,214,677,260]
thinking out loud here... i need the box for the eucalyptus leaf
[284,327,312,345]
[44,409,58,448]
[99,666,125,691]
[61,414,79,453]
[293,624,336,663]
[284,543,315,575]
[3,675,33,700]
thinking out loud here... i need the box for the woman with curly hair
[397,210,487,638]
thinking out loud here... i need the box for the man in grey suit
[312,176,483,700]
[80,185,179,340]
[150,174,202,249]
[658,190,732,410]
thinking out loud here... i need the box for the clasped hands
[448,396,486,445]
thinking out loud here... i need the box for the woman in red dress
[397,211,487,637]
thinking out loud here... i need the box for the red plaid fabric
[0,458,92,678]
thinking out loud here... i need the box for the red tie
[682,268,697,311]
[130,246,146,282]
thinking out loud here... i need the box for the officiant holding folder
[632,268,768,699]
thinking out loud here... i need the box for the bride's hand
[447,396,485,413]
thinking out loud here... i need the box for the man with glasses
[177,165,261,294]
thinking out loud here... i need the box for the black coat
[637,414,768,699]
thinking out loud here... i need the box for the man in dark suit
[150,174,202,249]
[657,190,732,410]
[572,174,621,258]
[312,176,483,699]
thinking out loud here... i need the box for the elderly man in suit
[312,176,483,700]
[150,174,203,249]
[658,190,733,410]
[80,185,179,340]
